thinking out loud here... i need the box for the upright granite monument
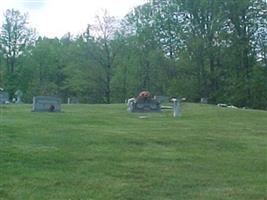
[32,96,61,112]
[127,91,161,112]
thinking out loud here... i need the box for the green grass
[0,103,266,200]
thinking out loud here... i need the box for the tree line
[0,0,266,109]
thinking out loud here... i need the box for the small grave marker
[67,97,79,104]
[200,98,208,104]
[154,96,169,103]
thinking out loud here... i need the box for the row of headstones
[33,96,179,113]
[156,96,208,104]
[0,92,79,112]
[127,95,209,116]
[1,91,207,114]
[0,94,63,112]
[128,96,182,117]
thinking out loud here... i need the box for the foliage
[0,1,266,109]
[0,9,36,96]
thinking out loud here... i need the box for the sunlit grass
[0,103,266,200]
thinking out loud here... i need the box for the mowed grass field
[0,103,266,200]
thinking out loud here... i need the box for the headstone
[154,96,169,103]
[0,91,9,104]
[15,90,23,104]
[128,91,161,112]
[127,98,135,112]
[200,98,208,104]
[32,96,61,112]
[171,98,181,117]
[67,97,79,104]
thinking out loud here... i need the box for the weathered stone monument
[15,90,23,104]
[127,91,161,112]
[32,96,61,112]
[154,96,169,104]
[67,97,79,104]
[200,97,208,104]
[0,90,9,104]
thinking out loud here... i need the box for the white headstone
[171,98,181,117]
[127,98,135,112]
[200,98,208,104]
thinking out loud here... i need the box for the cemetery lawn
[0,103,266,200]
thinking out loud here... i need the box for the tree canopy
[0,1,266,109]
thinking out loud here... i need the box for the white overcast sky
[0,0,146,38]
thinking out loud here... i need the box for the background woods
[0,0,266,109]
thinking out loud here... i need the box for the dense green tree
[0,2,266,109]
[0,9,36,97]
[0,48,3,86]
[0,9,35,74]
[147,0,267,107]
[18,37,60,101]
[83,11,119,103]
[221,0,267,107]
[123,4,169,94]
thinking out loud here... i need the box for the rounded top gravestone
[15,90,23,104]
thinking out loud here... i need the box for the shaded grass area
[0,103,266,200]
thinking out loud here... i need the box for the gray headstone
[154,96,169,103]
[67,97,79,104]
[200,98,208,104]
[128,91,161,112]
[32,96,61,112]
[15,90,23,104]
[0,91,9,104]
[128,98,161,112]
